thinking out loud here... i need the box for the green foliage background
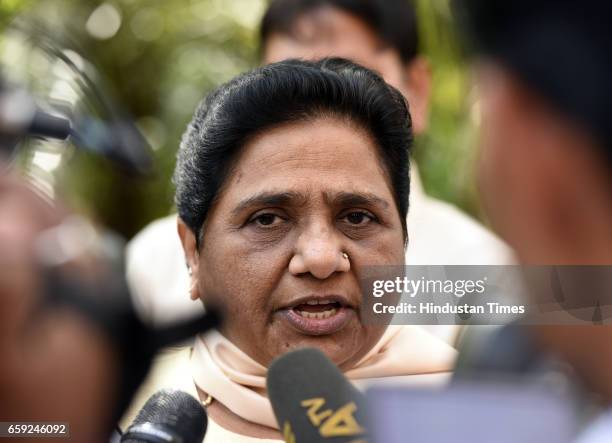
[0,0,483,239]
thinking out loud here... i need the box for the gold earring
[188,285,199,300]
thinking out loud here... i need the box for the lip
[278,294,356,336]
[286,294,354,309]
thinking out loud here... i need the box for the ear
[177,218,200,301]
[402,56,431,135]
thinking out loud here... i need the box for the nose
[288,221,350,279]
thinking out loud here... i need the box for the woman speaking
[126,58,456,442]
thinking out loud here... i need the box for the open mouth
[292,299,343,319]
[280,296,355,336]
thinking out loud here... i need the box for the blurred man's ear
[403,56,431,135]
[177,218,200,300]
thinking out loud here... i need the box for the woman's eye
[249,213,283,227]
[343,211,375,225]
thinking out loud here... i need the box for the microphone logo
[301,397,366,438]
[281,422,296,443]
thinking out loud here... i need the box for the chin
[268,328,370,370]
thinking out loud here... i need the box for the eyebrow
[231,190,391,216]
[231,191,308,216]
[326,191,390,210]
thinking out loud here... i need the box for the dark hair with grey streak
[174,58,412,247]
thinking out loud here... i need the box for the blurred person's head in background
[454,0,612,400]
[260,0,431,135]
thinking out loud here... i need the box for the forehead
[221,117,394,203]
[263,7,384,65]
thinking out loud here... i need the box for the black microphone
[453,324,541,380]
[121,389,207,443]
[267,348,368,443]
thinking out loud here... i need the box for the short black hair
[260,0,419,65]
[174,58,412,246]
[454,0,612,159]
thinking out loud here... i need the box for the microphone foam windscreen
[122,389,207,443]
[267,348,368,443]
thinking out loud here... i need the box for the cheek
[197,233,289,319]
[478,103,515,206]
[478,142,509,244]
[375,235,405,265]
[477,83,526,206]
[478,133,503,200]
[353,228,405,269]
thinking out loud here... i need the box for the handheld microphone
[453,324,540,380]
[267,348,368,443]
[121,389,207,443]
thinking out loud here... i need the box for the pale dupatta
[190,325,457,429]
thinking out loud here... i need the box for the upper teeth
[306,300,333,305]
[297,308,337,319]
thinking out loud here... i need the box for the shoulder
[121,347,196,430]
[121,347,282,442]
[408,195,515,265]
[204,420,282,442]
[126,214,182,263]
[125,214,198,325]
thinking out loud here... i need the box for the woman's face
[181,117,405,369]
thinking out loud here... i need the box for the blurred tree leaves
[0,0,31,23]
[1,0,482,239]
[415,0,480,219]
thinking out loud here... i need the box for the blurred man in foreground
[0,162,216,441]
[454,0,612,440]
[0,170,119,442]
[127,0,513,346]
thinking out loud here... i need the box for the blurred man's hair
[454,0,612,162]
[260,0,419,65]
